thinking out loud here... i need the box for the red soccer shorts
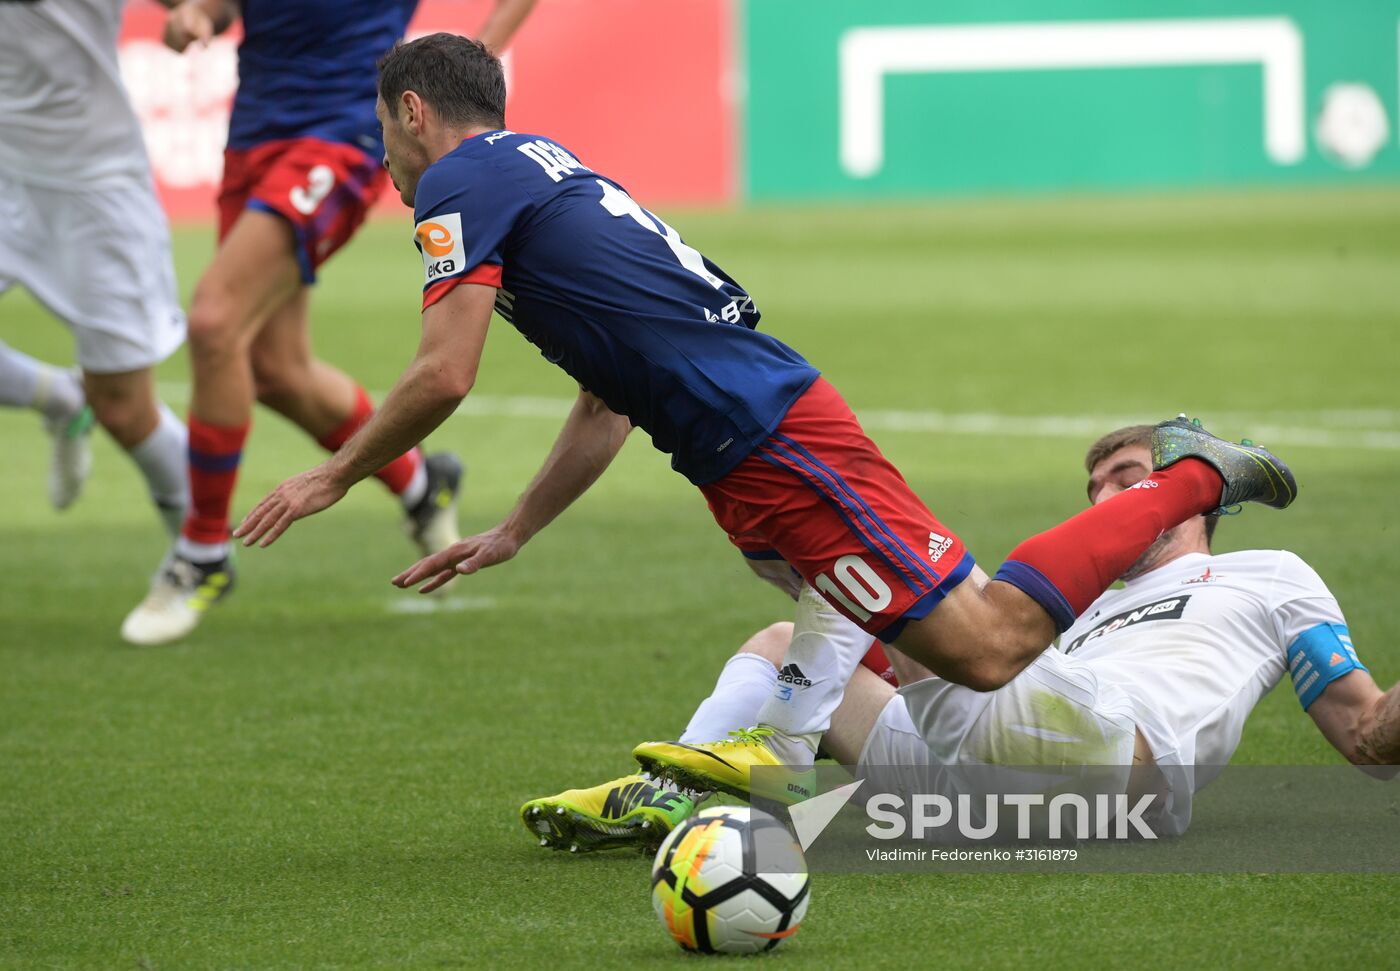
[218,137,388,283]
[700,378,974,643]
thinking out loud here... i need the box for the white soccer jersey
[866,549,1359,836]
[1061,549,1347,770]
[0,0,149,187]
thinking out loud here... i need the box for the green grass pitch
[2,188,1399,969]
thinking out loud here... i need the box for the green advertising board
[744,0,1400,198]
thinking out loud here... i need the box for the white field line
[385,595,497,615]
[155,383,1400,451]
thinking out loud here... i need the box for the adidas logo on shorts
[928,531,954,563]
[777,663,813,687]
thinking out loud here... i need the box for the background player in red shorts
[122,0,538,645]
[233,37,1298,792]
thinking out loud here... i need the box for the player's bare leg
[888,569,1056,690]
[186,209,303,429]
[121,210,299,645]
[248,289,357,438]
[83,367,188,537]
[249,290,460,554]
[0,346,184,529]
[817,664,898,767]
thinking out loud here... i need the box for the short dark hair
[1084,425,1218,546]
[378,33,506,129]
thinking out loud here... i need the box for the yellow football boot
[520,774,696,853]
[633,727,815,805]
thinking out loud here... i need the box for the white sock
[175,536,229,564]
[399,460,428,509]
[679,652,780,745]
[756,583,877,762]
[0,343,82,419]
[127,403,188,537]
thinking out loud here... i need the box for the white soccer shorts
[0,170,184,373]
[858,648,1140,776]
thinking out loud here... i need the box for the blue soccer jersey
[412,131,819,485]
[228,0,418,154]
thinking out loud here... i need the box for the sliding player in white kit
[523,425,1398,851]
[0,0,188,534]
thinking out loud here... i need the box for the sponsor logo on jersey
[414,212,465,284]
[1065,595,1191,653]
[600,780,685,819]
[928,531,953,563]
[777,663,813,687]
[416,220,455,257]
[1181,567,1216,585]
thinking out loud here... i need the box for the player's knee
[924,650,1013,692]
[955,659,1019,693]
[249,351,303,406]
[959,628,1047,691]
[894,625,1020,693]
[87,385,155,448]
[737,622,793,667]
[185,290,243,361]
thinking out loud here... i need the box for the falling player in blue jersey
[236,34,1299,799]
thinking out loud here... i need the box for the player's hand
[233,465,349,548]
[392,525,521,593]
[163,1,216,52]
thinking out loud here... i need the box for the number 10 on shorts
[815,555,892,623]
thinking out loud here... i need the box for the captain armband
[1288,623,1366,710]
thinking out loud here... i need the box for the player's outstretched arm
[393,387,633,593]
[158,0,239,52]
[234,283,494,549]
[1308,673,1400,777]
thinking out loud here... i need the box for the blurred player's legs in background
[0,171,189,533]
[0,0,193,636]
[83,367,189,538]
[249,291,358,440]
[248,290,455,529]
[123,147,461,645]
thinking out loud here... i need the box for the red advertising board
[118,0,735,221]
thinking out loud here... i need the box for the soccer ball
[650,805,810,954]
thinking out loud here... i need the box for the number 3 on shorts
[815,554,892,623]
[290,165,336,216]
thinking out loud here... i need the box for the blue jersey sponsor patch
[1288,623,1366,710]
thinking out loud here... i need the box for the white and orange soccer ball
[650,805,810,954]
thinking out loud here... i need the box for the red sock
[993,459,1223,631]
[859,639,899,687]
[182,416,251,546]
[316,385,423,497]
